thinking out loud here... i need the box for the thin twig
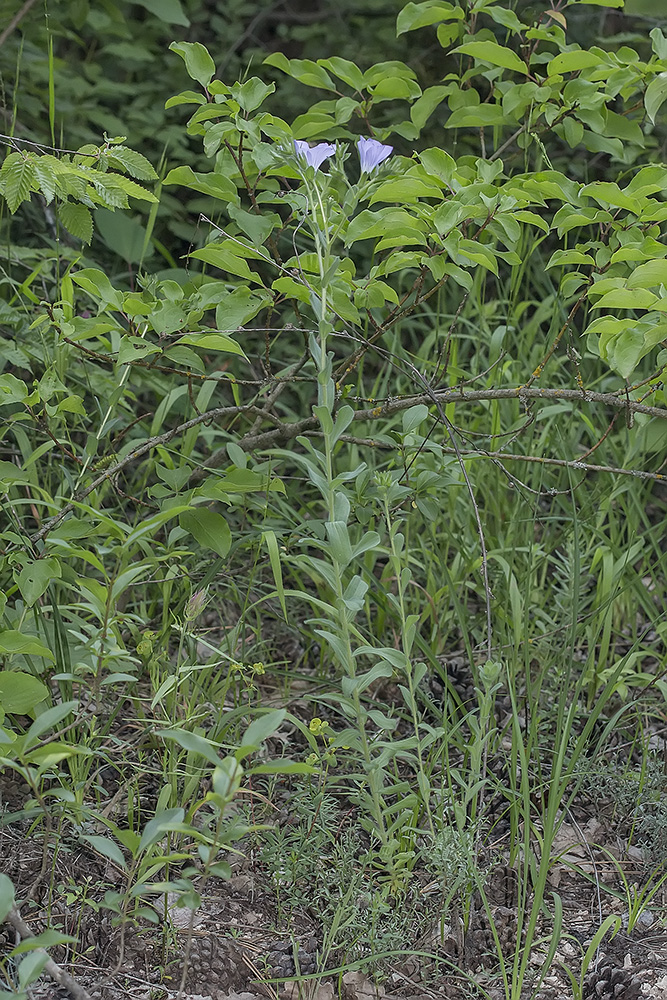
[334,433,667,484]
[28,402,256,543]
[0,0,39,49]
[227,384,667,455]
[4,906,93,1000]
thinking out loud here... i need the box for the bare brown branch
[27,384,667,544]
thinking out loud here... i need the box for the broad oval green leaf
[263,52,336,91]
[169,41,215,88]
[135,0,189,25]
[176,333,246,356]
[454,40,527,75]
[582,181,641,214]
[0,670,49,714]
[546,249,596,269]
[317,56,365,91]
[397,1,464,35]
[0,874,15,922]
[180,508,231,558]
[240,708,287,749]
[627,260,667,289]
[158,728,223,766]
[591,288,658,310]
[0,632,54,660]
[138,808,185,853]
[16,557,61,607]
[79,835,128,869]
[445,104,509,128]
[189,243,263,282]
[646,72,667,125]
[548,49,605,75]
[162,165,238,204]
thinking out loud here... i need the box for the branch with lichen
[25,382,667,545]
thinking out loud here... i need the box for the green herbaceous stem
[301,167,389,847]
[381,494,434,833]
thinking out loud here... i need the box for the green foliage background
[2,0,667,995]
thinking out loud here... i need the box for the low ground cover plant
[1,0,667,997]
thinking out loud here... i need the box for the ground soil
[3,656,667,1000]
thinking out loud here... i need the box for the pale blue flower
[293,140,336,171]
[357,137,393,173]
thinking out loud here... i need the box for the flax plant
[283,140,435,879]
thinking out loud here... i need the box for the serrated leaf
[107,146,158,181]
[0,152,35,213]
[103,173,158,203]
[90,175,128,209]
[59,203,93,243]
[33,155,59,204]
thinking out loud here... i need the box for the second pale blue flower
[357,137,393,173]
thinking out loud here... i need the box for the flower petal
[294,140,336,171]
[357,137,393,173]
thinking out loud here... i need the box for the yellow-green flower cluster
[306,716,340,768]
